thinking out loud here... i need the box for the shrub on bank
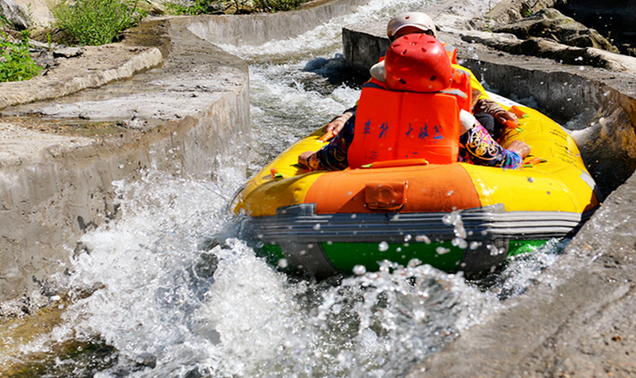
[164,0,219,14]
[253,0,308,12]
[164,0,310,15]
[51,0,147,46]
[0,17,42,82]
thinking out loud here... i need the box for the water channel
[2,0,587,376]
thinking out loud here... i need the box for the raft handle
[318,130,336,142]
[361,159,429,169]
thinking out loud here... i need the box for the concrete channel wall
[0,20,250,304]
[0,0,372,305]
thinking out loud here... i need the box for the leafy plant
[253,0,308,12]
[51,0,147,46]
[165,0,221,15]
[164,0,309,15]
[0,18,42,82]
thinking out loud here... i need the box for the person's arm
[474,97,518,126]
[298,116,356,171]
[324,106,357,135]
[459,111,529,169]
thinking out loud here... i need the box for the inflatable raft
[229,93,601,277]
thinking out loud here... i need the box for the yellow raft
[229,92,601,277]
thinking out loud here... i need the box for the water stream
[2,0,574,376]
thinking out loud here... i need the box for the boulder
[461,32,625,70]
[0,0,31,30]
[492,8,619,53]
[556,0,636,56]
[138,0,166,15]
[487,0,559,24]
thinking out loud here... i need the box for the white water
[5,0,569,376]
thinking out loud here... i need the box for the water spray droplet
[436,246,451,255]
[353,265,367,275]
[415,235,431,244]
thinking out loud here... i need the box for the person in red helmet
[324,12,518,140]
[298,35,529,171]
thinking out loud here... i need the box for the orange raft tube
[229,94,601,277]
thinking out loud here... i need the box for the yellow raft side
[463,101,598,213]
[232,129,326,217]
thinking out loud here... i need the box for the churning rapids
[1,0,575,376]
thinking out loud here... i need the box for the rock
[492,8,620,53]
[0,0,31,30]
[461,32,617,70]
[487,0,559,24]
[138,0,166,15]
[556,0,636,56]
[53,46,85,59]
[207,2,226,14]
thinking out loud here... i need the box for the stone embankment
[1,0,636,375]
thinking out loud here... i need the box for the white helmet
[387,12,436,39]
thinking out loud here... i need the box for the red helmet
[384,34,452,93]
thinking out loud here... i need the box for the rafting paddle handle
[318,130,336,142]
[509,105,528,118]
[503,119,518,129]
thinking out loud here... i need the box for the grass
[51,0,147,46]
[0,17,42,82]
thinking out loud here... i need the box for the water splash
[5,161,562,377]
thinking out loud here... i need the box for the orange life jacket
[450,67,472,112]
[444,43,458,65]
[347,85,463,169]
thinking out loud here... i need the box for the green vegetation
[0,17,42,82]
[51,0,147,46]
[164,0,218,14]
[253,0,308,12]
[164,0,309,15]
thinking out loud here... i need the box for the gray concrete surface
[341,3,636,377]
[0,18,250,304]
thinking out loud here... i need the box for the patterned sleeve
[459,122,523,169]
[310,116,356,171]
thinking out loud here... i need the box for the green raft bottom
[260,239,547,275]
